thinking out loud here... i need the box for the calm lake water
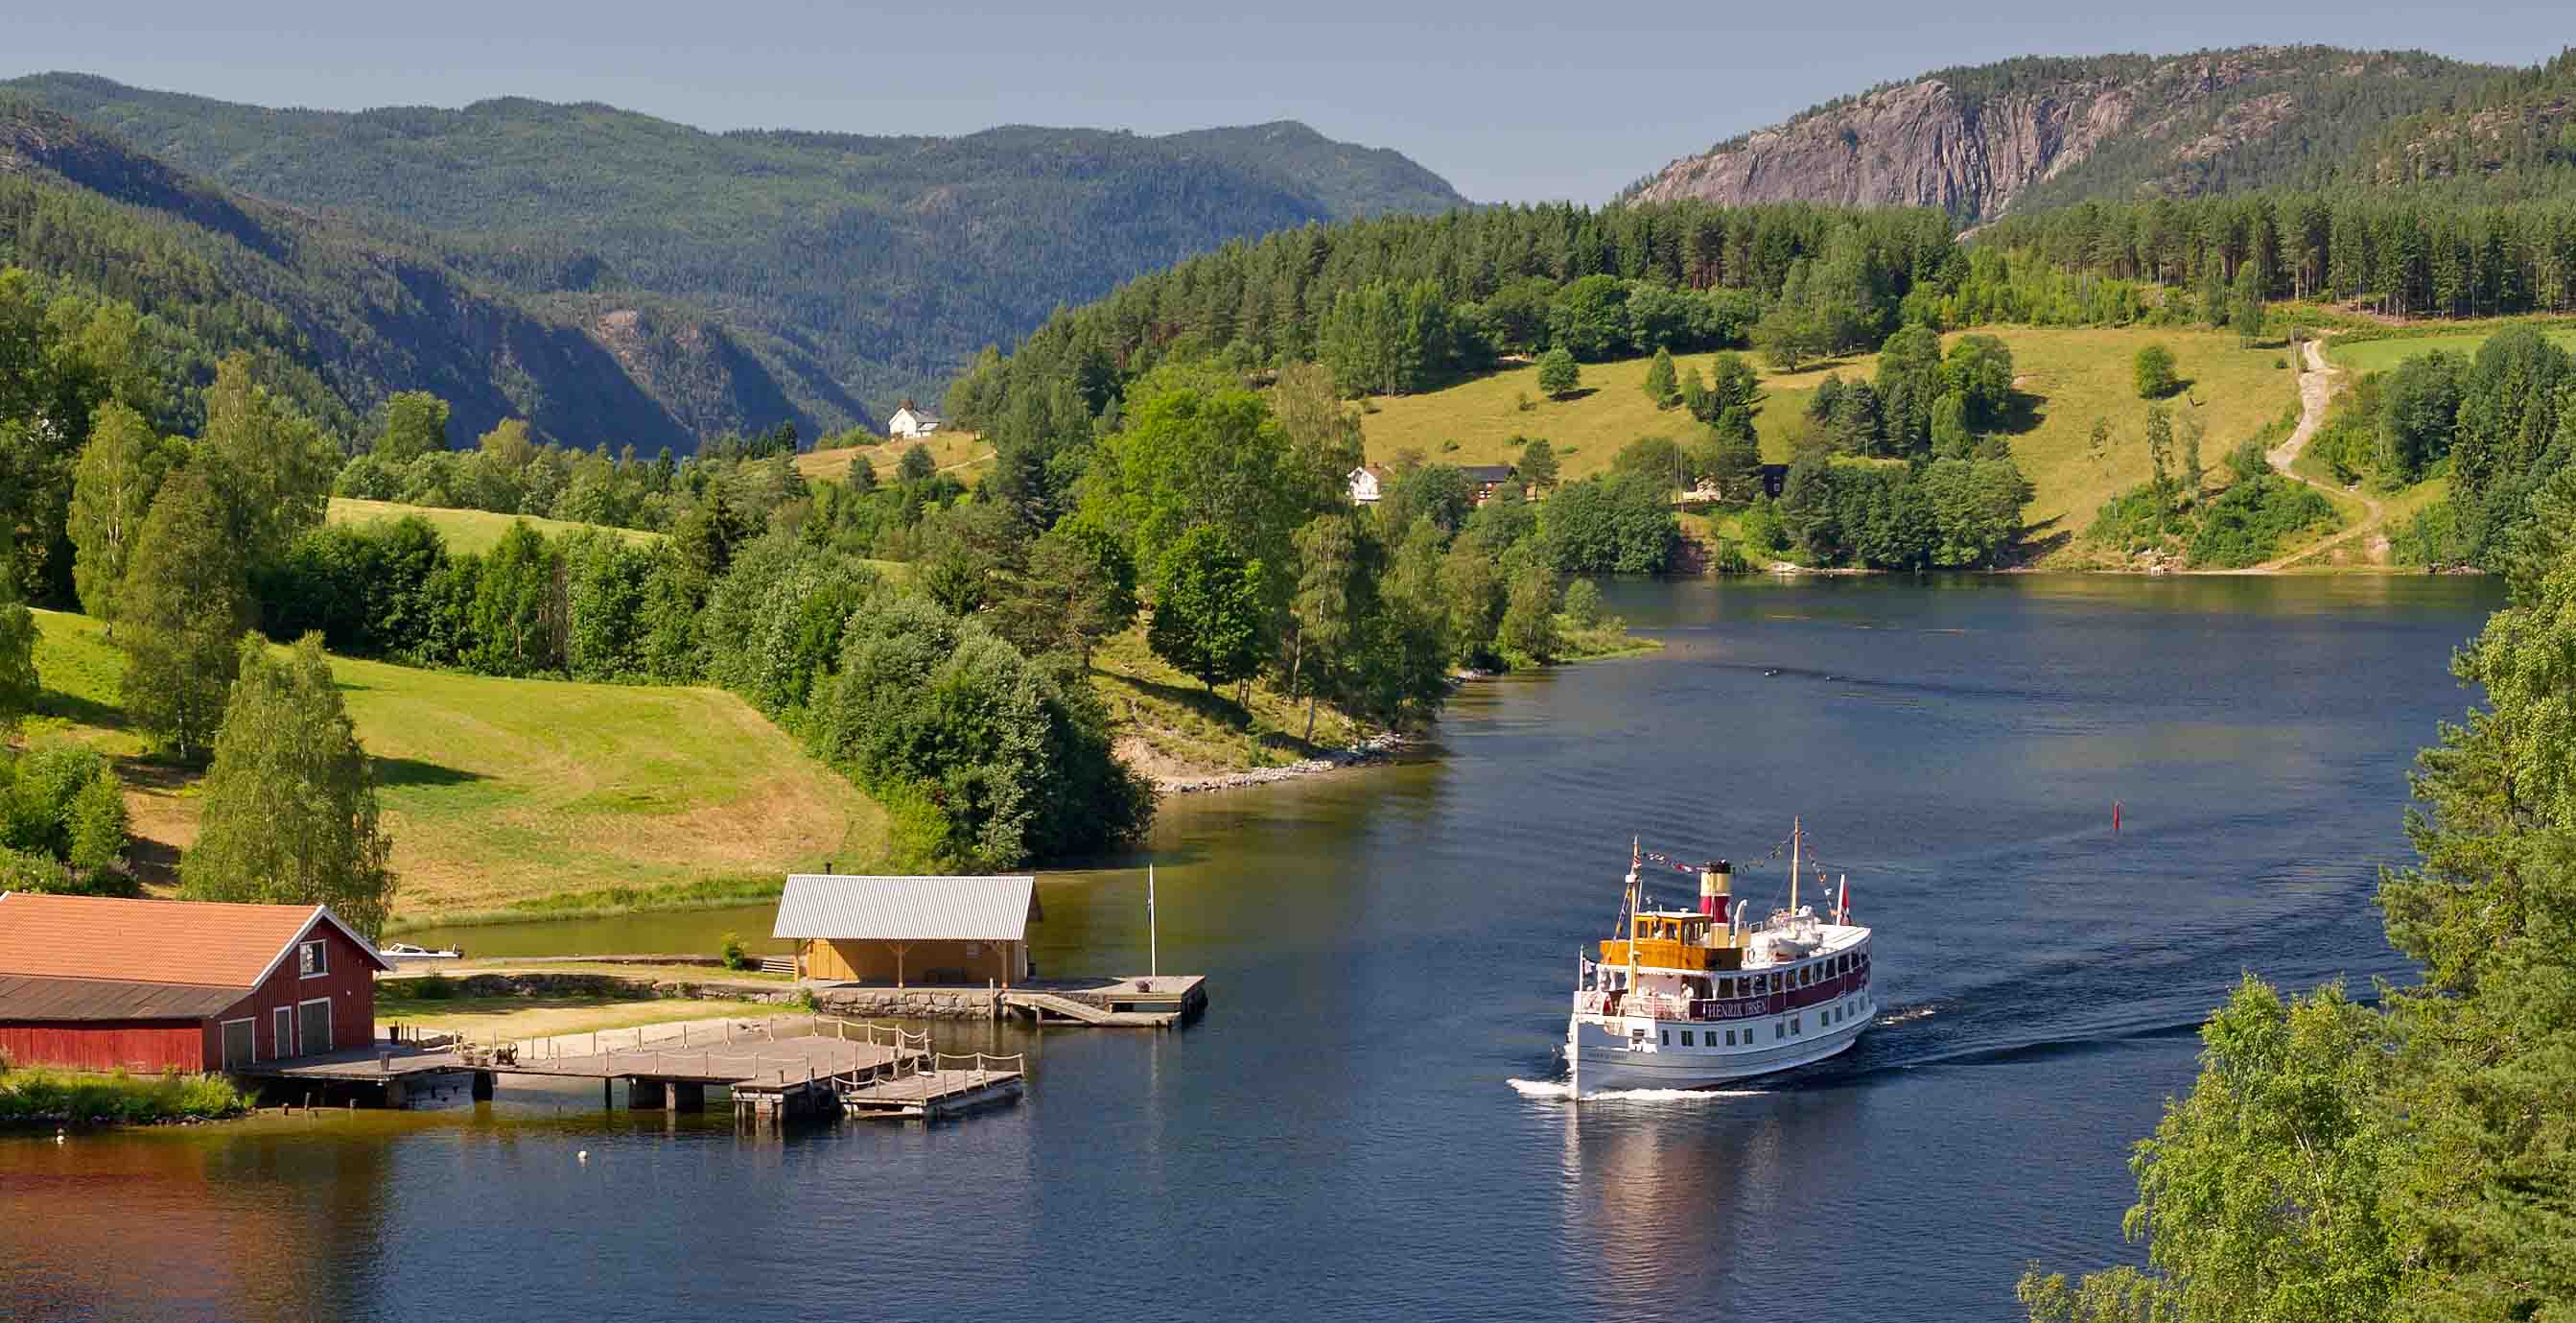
[2,575,2503,1323]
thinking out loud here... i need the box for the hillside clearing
[22,610,888,925]
[1359,326,2305,567]
[328,497,662,555]
[798,432,992,483]
[2325,323,2576,375]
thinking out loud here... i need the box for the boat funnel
[1699,860,1733,925]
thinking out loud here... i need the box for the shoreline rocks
[1155,731,1409,794]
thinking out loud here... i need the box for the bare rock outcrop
[1628,48,2466,223]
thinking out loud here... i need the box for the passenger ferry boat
[1567,822,1875,1092]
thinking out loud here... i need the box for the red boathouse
[0,893,393,1074]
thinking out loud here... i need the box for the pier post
[630,1079,667,1110]
[471,1071,496,1101]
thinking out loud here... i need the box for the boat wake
[1506,1077,1765,1103]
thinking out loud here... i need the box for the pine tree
[1643,347,1679,409]
[117,470,251,761]
[1517,437,1560,493]
[181,634,397,938]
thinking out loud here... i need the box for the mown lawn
[1360,326,2306,566]
[327,497,662,555]
[24,610,888,922]
[372,995,785,1043]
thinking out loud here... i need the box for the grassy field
[1361,327,2306,566]
[1089,626,1370,780]
[2326,323,2576,375]
[371,994,785,1042]
[1089,613,1656,780]
[24,610,889,924]
[328,498,662,555]
[797,431,992,484]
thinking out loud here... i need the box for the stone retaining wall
[811,987,1000,1020]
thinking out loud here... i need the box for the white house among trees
[1347,464,1384,505]
[888,400,944,438]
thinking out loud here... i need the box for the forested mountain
[3,73,1472,434]
[1627,47,2505,222]
[2339,48,2576,195]
[0,100,800,450]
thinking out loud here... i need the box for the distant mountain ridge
[3,73,1471,441]
[0,100,802,452]
[1627,46,2510,222]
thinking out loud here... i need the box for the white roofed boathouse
[772,874,1039,987]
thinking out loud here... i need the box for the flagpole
[1148,862,1159,979]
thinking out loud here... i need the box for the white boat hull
[1568,993,1874,1093]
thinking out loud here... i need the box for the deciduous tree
[118,470,251,760]
[1147,527,1270,697]
[66,402,168,627]
[181,633,397,938]
[1536,348,1581,399]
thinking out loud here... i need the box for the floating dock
[838,1051,1026,1121]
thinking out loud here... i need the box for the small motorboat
[380,942,464,959]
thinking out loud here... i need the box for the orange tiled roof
[0,894,384,989]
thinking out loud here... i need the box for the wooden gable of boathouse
[771,874,1039,987]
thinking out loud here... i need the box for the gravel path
[2243,338,2385,573]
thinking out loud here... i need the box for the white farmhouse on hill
[1347,464,1385,505]
[888,400,944,438]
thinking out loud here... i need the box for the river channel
[0,574,2503,1322]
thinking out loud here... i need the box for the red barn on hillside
[0,894,392,1074]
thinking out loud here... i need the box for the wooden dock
[839,1051,1025,1121]
[233,1016,932,1119]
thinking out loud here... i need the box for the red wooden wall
[222,918,379,1061]
[0,1022,205,1074]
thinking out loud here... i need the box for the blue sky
[14,5,2567,201]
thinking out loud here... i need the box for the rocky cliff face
[1629,48,2493,222]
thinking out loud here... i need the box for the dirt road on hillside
[2239,338,2385,573]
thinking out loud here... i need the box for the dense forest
[6,73,1470,427]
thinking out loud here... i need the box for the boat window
[1659,1030,1669,1045]
[1723,1029,1735,1046]
[1775,1023,1785,1040]
[1680,1031,1694,1046]
[1791,1016,1802,1035]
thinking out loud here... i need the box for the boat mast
[1790,816,1801,915]
[1627,837,1642,997]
